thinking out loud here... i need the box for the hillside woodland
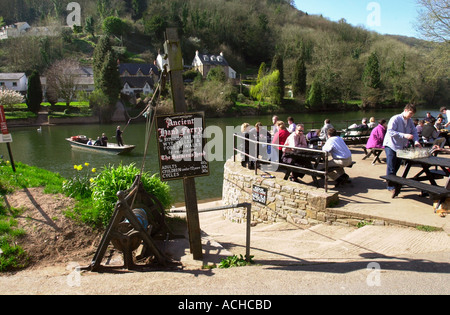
[0,0,448,113]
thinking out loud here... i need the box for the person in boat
[116,126,124,147]
[87,138,94,145]
[101,133,108,147]
[94,137,102,146]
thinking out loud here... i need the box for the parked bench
[380,175,450,208]
[362,146,384,165]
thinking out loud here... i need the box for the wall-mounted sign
[0,106,12,143]
[156,112,209,181]
[252,185,268,205]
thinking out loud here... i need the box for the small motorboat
[66,135,136,155]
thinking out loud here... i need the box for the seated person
[435,115,444,131]
[366,119,387,150]
[281,124,308,182]
[249,122,272,162]
[282,124,308,154]
[368,117,377,129]
[345,118,370,136]
[306,129,321,149]
[422,118,444,147]
[320,128,353,187]
[94,137,102,146]
[416,120,424,138]
[319,119,333,141]
[101,133,108,147]
[87,138,94,145]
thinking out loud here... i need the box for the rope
[129,68,167,209]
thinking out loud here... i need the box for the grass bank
[0,160,65,271]
[0,159,172,272]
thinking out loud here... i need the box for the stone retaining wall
[222,159,340,225]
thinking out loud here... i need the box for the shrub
[90,163,171,228]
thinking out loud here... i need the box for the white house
[192,51,237,80]
[0,22,31,40]
[118,63,159,96]
[0,73,28,94]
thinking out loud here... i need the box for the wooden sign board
[156,112,209,181]
[0,106,12,143]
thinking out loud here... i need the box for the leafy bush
[90,163,171,228]
[250,70,282,105]
[62,163,97,199]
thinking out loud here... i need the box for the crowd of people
[239,115,354,187]
[239,105,450,190]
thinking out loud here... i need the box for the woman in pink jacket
[366,119,387,149]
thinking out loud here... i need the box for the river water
[0,107,438,203]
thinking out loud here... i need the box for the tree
[292,55,307,97]
[271,54,285,102]
[93,36,112,89]
[416,0,450,43]
[84,16,95,37]
[363,52,381,89]
[206,67,226,82]
[45,59,80,108]
[92,41,121,122]
[26,70,43,114]
[250,70,282,105]
[257,62,266,84]
[306,78,323,109]
[0,89,24,112]
[102,16,129,37]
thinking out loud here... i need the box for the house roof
[0,73,26,80]
[121,77,154,89]
[194,52,229,67]
[119,63,159,76]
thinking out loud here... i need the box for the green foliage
[250,70,282,105]
[102,16,129,37]
[26,70,43,114]
[0,0,447,107]
[306,78,323,109]
[270,54,284,103]
[219,255,254,268]
[292,56,307,97]
[206,67,226,82]
[62,163,97,199]
[92,36,121,122]
[363,52,382,89]
[89,163,172,228]
[0,161,65,194]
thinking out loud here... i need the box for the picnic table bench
[362,146,384,165]
[380,174,450,213]
[282,150,355,189]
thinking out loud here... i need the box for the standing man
[116,126,124,147]
[440,107,450,128]
[383,104,421,191]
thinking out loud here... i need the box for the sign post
[163,28,204,260]
[0,105,15,172]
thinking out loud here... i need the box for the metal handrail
[233,133,331,192]
[171,203,253,262]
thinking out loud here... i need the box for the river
[0,107,439,204]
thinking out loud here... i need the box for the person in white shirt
[440,107,450,128]
[321,128,353,187]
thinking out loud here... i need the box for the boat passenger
[87,138,94,146]
[101,133,108,147]
[94,137,102,146]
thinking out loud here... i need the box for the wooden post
[165,28,203,260]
